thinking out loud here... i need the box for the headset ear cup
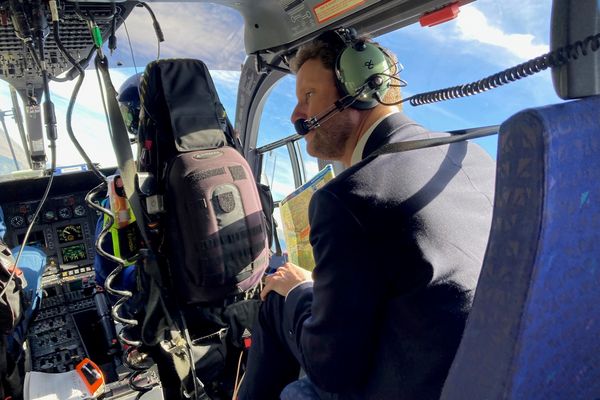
[335,52,351,99]
[335,42,391,109]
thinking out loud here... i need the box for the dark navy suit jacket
[282,113,495,399]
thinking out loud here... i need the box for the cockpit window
[0,67,240,178]
[387,0,558,159]
[0,0,559,179]
[0,1,243,180]
[103,3,245,71]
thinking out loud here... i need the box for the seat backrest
[440,95,600,400]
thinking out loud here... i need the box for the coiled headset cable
[403,32,600,106]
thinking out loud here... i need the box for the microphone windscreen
[294,119,310,135]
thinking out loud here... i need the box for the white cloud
[455,5,548,60]
[49,69,131,117]
[212,70,241,94]
[110,3,245,71]
[0,74,129,171]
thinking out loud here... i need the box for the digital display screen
[56,224,84,244]
[61,243,87,263]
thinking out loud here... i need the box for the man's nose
[291,103,306,124]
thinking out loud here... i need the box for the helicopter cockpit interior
[0,0,598,399]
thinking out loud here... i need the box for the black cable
[368,125,500,157]
[52,20,106,182]
[0,140,56,299]
[406,32,600,106]
[109,3,117,54]
[123,347,157,397]
[36,28,58,145]
[0,3,60,296]
[135,2,164,43]
[49,45,95,83]
[135,2,164,60]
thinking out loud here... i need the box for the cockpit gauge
[10,215,25,228]
[56,224,84,243]
[73,205,86,217]
[44,210,56,222]
[58,207,73,219]
[26,214,38,224]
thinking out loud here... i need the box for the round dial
[73,205,86,217]
[10,215,25,228]
[58,207,73,219]
[44,210,56,221]
[26,214,37,224]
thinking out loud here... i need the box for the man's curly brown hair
[289,33,402,107]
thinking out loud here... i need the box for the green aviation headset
[331,28,395,109]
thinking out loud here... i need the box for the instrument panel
[0,170,163,397]
[0,169,113,373]
[2,192,97,269]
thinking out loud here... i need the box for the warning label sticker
[313,0,365,23]
[280,0,316,36]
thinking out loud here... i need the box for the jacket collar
[362,112,421,159]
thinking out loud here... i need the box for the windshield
[0,0,558,178]
[258,0,558,162]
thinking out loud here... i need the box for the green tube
[91,25,103,48]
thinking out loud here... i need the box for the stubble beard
[306,114,355,160]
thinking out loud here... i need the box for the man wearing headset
[239,28,495,400]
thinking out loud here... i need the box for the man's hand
[261,262,313,300]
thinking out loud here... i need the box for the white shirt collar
[350,111,398,166]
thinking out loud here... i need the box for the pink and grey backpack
[136,58,270,304]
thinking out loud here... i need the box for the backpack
[136,59,270,305]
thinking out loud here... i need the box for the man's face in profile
[291,58,358,160]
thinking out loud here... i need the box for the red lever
[420,3,460,27]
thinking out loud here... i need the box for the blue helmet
[117,73,142,135]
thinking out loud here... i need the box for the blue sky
[0,0,558,177]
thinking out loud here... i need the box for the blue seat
[281,377,322,400]
[440,95,600,399]
[11,245,45,312]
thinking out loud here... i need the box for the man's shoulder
[320,131,494,206]
[312,161,388,210]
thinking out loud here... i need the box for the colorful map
[279,165,335,271]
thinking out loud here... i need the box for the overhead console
[0,1,135,91]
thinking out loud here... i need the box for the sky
[0,0,559,184]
